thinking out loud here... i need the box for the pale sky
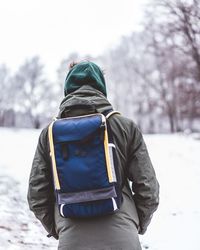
[0,0,148,79]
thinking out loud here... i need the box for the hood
[64,61,107,97]
[58,85,112,118]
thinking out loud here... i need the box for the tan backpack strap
[48,122,61,190]
[105,111,121,119]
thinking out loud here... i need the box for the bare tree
[157,0,200,129]
[0,65,15,126]
[156,0,200,80]
[14,56,54,128]
[136,0,200,132]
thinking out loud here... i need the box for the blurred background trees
[0,0,199,133]
[0,65,14,127]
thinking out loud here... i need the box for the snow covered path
[0,128,199,250]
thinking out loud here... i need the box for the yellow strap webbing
[104,111,121,183]
[48,122,61,190]
[104,127,113,183]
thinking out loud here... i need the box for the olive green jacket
[27,86,159,249]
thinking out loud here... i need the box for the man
[28,61,159,250]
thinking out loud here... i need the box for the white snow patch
[140,134,200,250]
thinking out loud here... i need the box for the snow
[0,128,57,250]
[0,128,200,250]
[140,134,200,250]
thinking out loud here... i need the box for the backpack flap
[48,113,121,218]
[53,114,103,144]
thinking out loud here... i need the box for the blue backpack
[48,110,122,218]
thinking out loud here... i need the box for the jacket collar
[58,85,113,118]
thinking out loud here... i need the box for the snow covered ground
[0,127,199,250]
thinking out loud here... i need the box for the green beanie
[64,61,107,97]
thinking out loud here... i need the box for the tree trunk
[33,118,41,129]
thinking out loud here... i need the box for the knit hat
[64,61,107,96]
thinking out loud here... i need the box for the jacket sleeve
[27,127,58,239]
[127,124,159,235]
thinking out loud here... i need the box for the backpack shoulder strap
[105,111,121,119]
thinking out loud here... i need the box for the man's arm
[127,124,159,235]
[27,127,58,239]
